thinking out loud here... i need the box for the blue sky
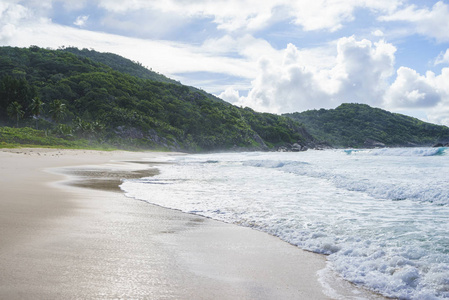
[1,0,449,125]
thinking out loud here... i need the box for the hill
[285,103,449,148]
[61,47,179,84]
[61,47,228,105]
[0,46,311,151]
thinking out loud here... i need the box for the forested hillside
[61,47,226,104]
[285,103,449,148]
[0,46,311,151]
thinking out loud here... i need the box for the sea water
[120,148,449,299]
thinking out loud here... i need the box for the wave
[243,156,449,206]
[344,147,448,157]
[121,151,449,299]
[242,160,309,169]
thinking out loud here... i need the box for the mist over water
[121,148,449,299]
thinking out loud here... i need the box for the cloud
[383,66,449,126]
[219,87,241,104]
[0,2,32,43]
[385,67,449,110]
[287,0,398,32]
[379,1,449,42]
[0,11,257,81]
[372,29,384,37]
[230,36,396,113]
[74,15,89,27]
[95,0,277,32]
[427,103,449,126]
[230,49,330,113]
[94,0,401,33]
[201,34,278,61]
[435,49,449,65]
[334,37,396,102]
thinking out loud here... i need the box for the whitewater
[120,147,449,299]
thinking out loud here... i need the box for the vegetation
[61,47,227,105]
[285,103,449,148]
[0,126,90,149]
[0,46,310,151]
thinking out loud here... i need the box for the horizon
[1,1,449,125]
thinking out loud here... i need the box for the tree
[29,97,44,129]
[7,101,24,127]
[0,76,34,120]
[49,99,66,123]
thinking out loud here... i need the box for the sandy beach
[0,148,386,299]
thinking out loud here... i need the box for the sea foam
[121,149,449,299]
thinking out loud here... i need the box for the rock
[277,142,308,152]
[433,142,449,147]
[291,143,302,152]
[277,146,288,152]
[252,133,269,151]
[364,139,385,148]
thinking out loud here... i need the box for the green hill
[285,103,449,148]
[61,47,179,84]
[0,46,310,151]
[61,47,228,105]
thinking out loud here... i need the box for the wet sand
[0,148,386,299]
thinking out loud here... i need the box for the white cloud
[380,1,449,42]
[232,36,396,113]
[372,29,384,37]
[96,0,277,32]
[427,103,449,126]
[426,67,449,126]
[201,34,278,61]
[332,37,396,104]
[435,49,449,65]
[0,13,257,81]
[74,15,88,27]
[219,87,241,104]
[385,67,449,126]
[287,0,362,32]
[0,2,32,43]
[232,49,329,113]
[95,0,401,33]
[385,67,442,109]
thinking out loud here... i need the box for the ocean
[120,148,449,299]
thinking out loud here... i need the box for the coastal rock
[277,142,308,152]
[252,133,269,151]
[433,142,449,147]
[291,143,302,152]
[364,139,385,148]
[306,141,332,150]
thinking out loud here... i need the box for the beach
[0,148,385,299]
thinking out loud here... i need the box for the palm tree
[49,99,66,123]
[29,97,44,129]
[7,101,24,128]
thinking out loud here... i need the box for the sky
[1,1,449,125]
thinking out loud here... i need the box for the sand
[0,148,386,299]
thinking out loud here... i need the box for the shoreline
[0,148,385,299]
